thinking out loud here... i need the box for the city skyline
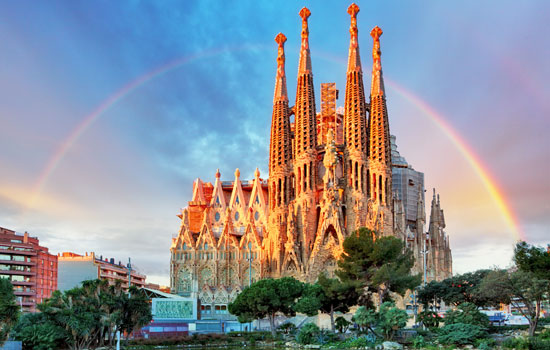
[0,1,548,285]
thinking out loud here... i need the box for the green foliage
[437,323,488,346]
[293,282,322,316]
[337,227,421,303]
[335,316,351,333]
[418,270,496,308]
[228,277,304,336]
[352,305,377,334]
[479,268,549,336]
[277,322,297,335]
[336,334,378,349]
[0,279,19,345]
[12,313,66,350]
[411,334,427,349]
[352,302,408,341]
[501,336,550,350]
[514,241,550,280]
[296,272,359,331]
[444,302,489,327]
[475,338,496,350]
[15,279,152,350]
[119,286,153,336]
[296,322,320,345]
[418,310,441,329]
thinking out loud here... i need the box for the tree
[418,270,495,308]
[352,302,408,341]
[443,270,492,307]
[444,302,489,328]
[417,280,446,308]
[336,227,421,303]
[514,241,550,280]
[0,279,19,345]
[479,269,548,337]
[119,286,152,340]
[335,316,351,333]
[228,277,305,337]
[36,279,152,349]
[12,313,67,350]
[294,272,359,332]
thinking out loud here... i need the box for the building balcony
[11,280,34,286]
[0,269,35,276]
[0,248,36,256]
[14,290,35,297]
[0,259,35,266]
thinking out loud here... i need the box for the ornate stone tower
[343,3,369,235]
[169,4,453,305]
[367,26,393,235]
[293,7,318,268]
[267,33,292,275]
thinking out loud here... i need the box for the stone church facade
[170,4,452,306]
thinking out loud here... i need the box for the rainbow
[385,79,524,241]
[28,47,524,241]
[27,44,269,210]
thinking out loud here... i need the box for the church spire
[298,7,312,74]
[269,33,292,210]
[273,33,288,103]
[347,3,361,73]
[294,7,317,158]
[368,26,391,165]
[344,3,368,155]
[370,26,385,96]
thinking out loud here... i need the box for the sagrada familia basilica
[170,5,452,304]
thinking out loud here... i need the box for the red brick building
[0,226,58,312]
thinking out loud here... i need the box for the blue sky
[0,1,549,285]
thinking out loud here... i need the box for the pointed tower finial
[370,26,385,96]
[255,167,260,178]
[347,3,361,72]
[298,7,312,74]
[235,168,240,179]
[215,168,221,178]
[273,33,288,103]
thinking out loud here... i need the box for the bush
[352,302,408,340]
[437,322,488,346]
[277,322,297,335]
[335,316,351,333]
[11,313,66,350]
[338,335,377,349]
[475,338,496,350]
[296,323,320,345]
[418,310,441,329]
[411,334,427,349]
[444,302,489,327]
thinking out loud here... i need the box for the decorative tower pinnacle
[298,7,312,74]
[269,33,292,211]
[294,6,317,160]
[370,26,385,96]
[347,3,361,73]
[368,25,391,167]
[343,2,368,207]
[274,33,288,103]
